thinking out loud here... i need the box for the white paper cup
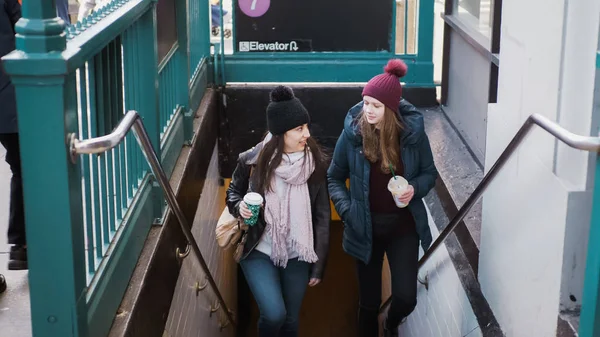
[243,192,263,225]
[387,176,409,208]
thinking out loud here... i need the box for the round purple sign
[239,0,270,17]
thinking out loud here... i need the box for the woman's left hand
[399,185,415,205]
[308,278,321,287]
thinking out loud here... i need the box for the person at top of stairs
[1,0,28,271]
[55,0,70,26]
[77,0,111,21]
[226,85,331,337]
[328,59,438,337]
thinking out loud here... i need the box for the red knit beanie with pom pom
[362,59,408,113]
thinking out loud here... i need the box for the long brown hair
[253,133,328,195]
[360,107,404,173]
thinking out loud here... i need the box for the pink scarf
[263,151,318,267]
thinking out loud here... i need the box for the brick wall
[396,209,483,337]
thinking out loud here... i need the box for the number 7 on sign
[241,0,269,17]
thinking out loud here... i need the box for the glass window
[395,0,419,55]
[454,0,494,38]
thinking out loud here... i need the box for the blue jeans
[56,0,70,26]
[240,250,310,337]
[211,5,228,27]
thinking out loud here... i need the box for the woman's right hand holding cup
[239,201,253,219]
[241,192,264,226]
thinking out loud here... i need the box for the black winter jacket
[327,99,438,264]
[0,0,20,134]
[226,142,331,279]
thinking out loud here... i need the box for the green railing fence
[2,0,210,336]
[579,51,600,337]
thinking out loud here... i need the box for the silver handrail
[380,113,600,312]
[69,110,236,327]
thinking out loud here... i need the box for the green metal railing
[68,5,158,298]
[190,0,210,82]
[2,0,211,336]
[158,45,186,138]
[579,51,600,337]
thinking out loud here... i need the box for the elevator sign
[238,40,312,52]
[234,0,392,53]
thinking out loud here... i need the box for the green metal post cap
[15,18,67,53]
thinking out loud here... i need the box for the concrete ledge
[424,107,483,249]
[557,314,578,337]
[419,107,503,335]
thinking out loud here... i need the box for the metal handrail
[69,110,236,327]
[380,113,600,312]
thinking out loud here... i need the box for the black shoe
[383,319,399,337]
[0,274,6,294]
[8,245,28,270]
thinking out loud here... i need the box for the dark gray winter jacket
[0,0,20,134]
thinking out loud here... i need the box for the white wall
[446,30,490,164]
[479,0,599,335]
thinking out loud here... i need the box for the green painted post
[415,0,434,86]
[579,52,600,337]
[176,0,190,100]
[198,0,211,63]
[137,7,160,159]
[580,158,600,337]
[2,1,87,336]
[135,6,163,220]
[16,2,65,52]
[188,0,211,111]
[175,0,192,143]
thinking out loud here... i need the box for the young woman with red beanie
[327,59,438,337]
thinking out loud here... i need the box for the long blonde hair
[359,107,403,173]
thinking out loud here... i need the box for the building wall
[479,0,599,335]
[445,29,490,164]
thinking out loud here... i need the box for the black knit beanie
[266,86,310,135]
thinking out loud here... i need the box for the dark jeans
[0,133,25,246]
[356,213,419,337]
[211,5,228,26]
[240,250,310,337]
[56,0,71,25]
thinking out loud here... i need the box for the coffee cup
[243,192,263,226]
[387,176,409,208]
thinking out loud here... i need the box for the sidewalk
[0,146,31,337]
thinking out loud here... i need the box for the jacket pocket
[408,200,432,249]
[343,201,365,237]
[342,228,368,262]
